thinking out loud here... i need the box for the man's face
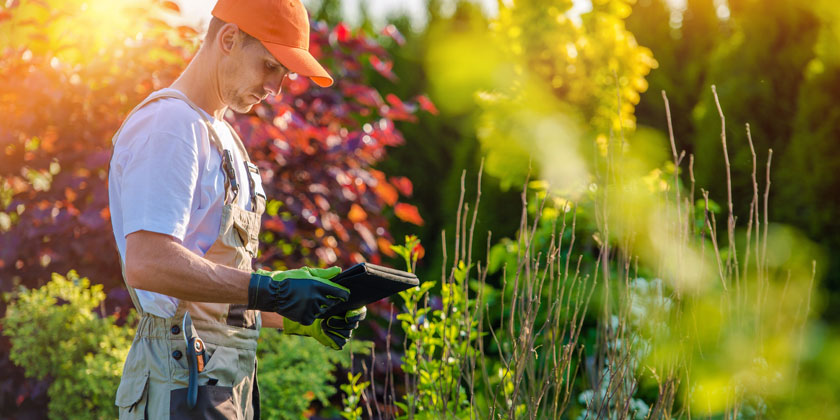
[219,33,289,113]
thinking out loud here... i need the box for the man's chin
[229,102,255,114]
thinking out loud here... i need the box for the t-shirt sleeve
[117,130,199,241]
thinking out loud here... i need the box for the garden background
[2,0,840,418]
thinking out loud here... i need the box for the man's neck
[170,50,227,120]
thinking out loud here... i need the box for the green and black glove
[248,266,350,326]
[284,306,367,350]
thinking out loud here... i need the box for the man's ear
[216,23,240,56]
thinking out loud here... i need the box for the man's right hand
[247,266,350,325]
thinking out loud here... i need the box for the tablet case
[320,262,419,318]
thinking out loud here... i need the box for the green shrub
[2,271,134,420]
[339,371,370,420]
[257,329,370,419]
[393,235,479,418]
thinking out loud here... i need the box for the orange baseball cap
[212,0,334,87]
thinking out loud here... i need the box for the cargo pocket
[200,345,239,386]
[115,372,150,420]
[170,343,239,387]
[168,345,242,419]
[170,385,238,420]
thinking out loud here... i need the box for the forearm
[260,311,284,329]
[125,231,250,304]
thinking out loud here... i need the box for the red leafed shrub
[0,2,192,296]
[0,0,428,415]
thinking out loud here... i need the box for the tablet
[320,262,419,318]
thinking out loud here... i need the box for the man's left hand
[283,306,366,350]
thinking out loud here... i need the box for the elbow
[123,255,149,290]
[124,231,181,293]
[124,232,156,290]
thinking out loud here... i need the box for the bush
[257,329,369,419]
[3,271,134,420]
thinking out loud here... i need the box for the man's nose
[264,74,287,97]
[263,83,279,97]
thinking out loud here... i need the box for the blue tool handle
[186,337,199,409]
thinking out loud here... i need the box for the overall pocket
[232,211,259,258]
[169,385,239,420]
[169,344,243,419]
[115,372,150,420]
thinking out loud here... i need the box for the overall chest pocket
[231,209,260,258]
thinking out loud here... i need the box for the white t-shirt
[109,88,264,318]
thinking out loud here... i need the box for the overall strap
[111,90,226,157]
[165,93,256,208]
[111,90,241,205]
[147,94,260,210]
[223,120,263,211]
[222,120,250,164]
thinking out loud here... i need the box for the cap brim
[261,41,334,88]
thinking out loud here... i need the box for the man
[108,0,364,418]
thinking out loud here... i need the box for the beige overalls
[111,91,266,419]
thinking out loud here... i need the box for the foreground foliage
[628,0,840,317]
[3,271,133,420]
[348,94,822,418]
[257,331,369,420]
